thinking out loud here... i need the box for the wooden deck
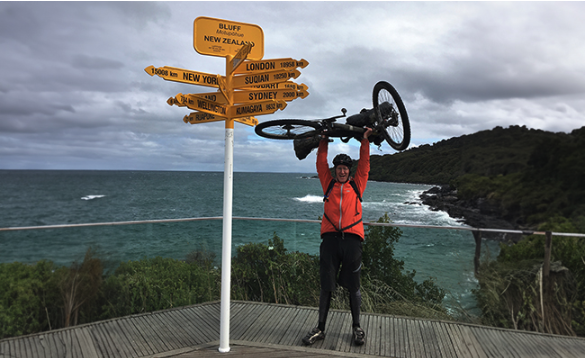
[1,301,585,358]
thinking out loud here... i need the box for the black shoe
[353,326,365,345]
[302,327,325,345]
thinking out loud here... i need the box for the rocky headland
[419,185,522,242]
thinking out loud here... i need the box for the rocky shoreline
[419,185,523,242]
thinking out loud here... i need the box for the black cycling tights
[318,289,361,331]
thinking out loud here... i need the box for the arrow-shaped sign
[183,112,258,126]
[169,92,227,107]
[183,112,225,124]
[231,69,300,89]
[241,81,309,92]
[228,100,287,118]
[176,93,229,116]
[233,58,309,74]
[145,65,223,88]
[232,88,309,103]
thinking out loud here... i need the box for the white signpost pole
[218,118,234,353]
[218,52,237,353]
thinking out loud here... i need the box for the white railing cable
[1,216,584,238]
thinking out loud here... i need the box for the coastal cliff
[369,125,585,234]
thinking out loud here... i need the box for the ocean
[0,170,500,312]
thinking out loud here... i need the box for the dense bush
[1,215,450,339]
[0,260,58,338]
[473,216,585,336]
[100,256,220,319]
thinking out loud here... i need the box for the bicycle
[254,81,411,159]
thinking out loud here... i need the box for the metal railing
[2,216,584,276]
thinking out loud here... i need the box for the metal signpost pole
[218,52,236,352]
[219,117,234,353]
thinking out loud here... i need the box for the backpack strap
[323,178,362,202]
[323,212,363,233]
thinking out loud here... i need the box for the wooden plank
[109,320,138,358]
[444,323,474,358]
[150,312,184,350]
[324,310,344,351]
[436,322,461,357]
[134,314,173,353]
[69,329,82,358]
[0,340,10,358]
[176,307,216,345]
[459,325,488,358]
[61,329,74,358]
[160,309,199,347]
[488,328,524,357]
[188,305,221,339]
[231,303,266,340]
[49,331,65,358]
[372,314,383,356]
[258,305,296,344]
[197,303,221,328]
[178,307,217,343]
[406,317,424,358]
[432,320,450,357]
[394,316,409,358]
[364,313,379,356]
[87,324,113,358]
[520,332,559,358]
[420,320,440,358]
[76,327,100,358]
[338,311,352,352]
[96,322,128,358]
[30,335,46,358]
[128,315,163,354]
[239,304,278,342]
[380,315,391,357]
[282,306,313,347]
[117,316,154,356]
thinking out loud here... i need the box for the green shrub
[100,256,220,319]
[0,260,58,338]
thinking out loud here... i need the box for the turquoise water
[0,170,499,312]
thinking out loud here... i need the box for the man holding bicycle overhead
[302,127,373,347]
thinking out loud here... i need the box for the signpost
[193,16,264,60]
[145,16,308,353]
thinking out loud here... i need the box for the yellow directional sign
[228,100,287,118]
[176,93,229,117]
[145,65,222,88]
[183,112,258,127]
[242,81,309,92]
[183,112,225,124]
[232,69,301,89]
[233,58,309,74]
[169,92,228,107]
[194,17,264,60]
[232,88,309,103]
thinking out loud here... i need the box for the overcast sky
[1,2,584,173]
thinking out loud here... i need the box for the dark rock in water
[420,185,522,242]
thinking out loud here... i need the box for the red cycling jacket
[316,138,370,240]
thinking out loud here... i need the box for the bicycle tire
[255,119,321,140]
[372,81,411,151]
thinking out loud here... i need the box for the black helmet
[333,154,352,169]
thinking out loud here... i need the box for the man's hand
[363,127,373,140]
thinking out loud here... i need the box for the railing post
[473,230,482,276]
[542,231,553,328]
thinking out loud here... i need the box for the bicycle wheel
[255,119,320,140]
[372,81,411,150]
